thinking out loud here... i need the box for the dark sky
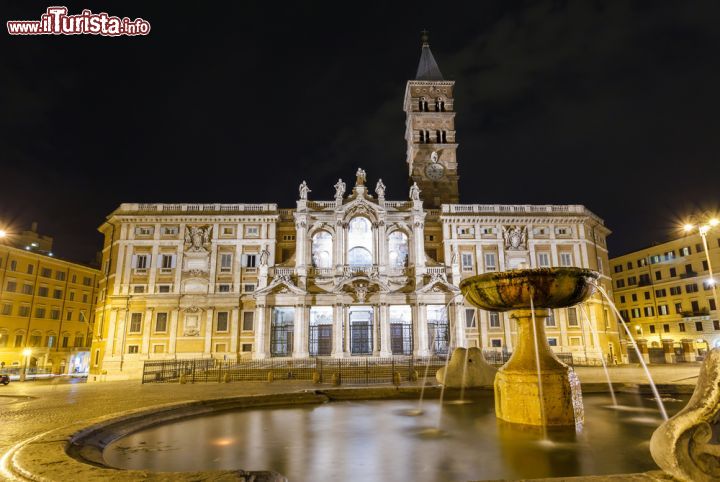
[2,1,720,263]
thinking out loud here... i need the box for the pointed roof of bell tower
[415,30,444,81]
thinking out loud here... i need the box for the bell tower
[403,31,459,208]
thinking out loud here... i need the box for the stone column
[204,308,214,356]
[230,308,239,354]
[141,307,154,356]
[454,302,466,348]
[344,306,351,356]
[636,338,650,364]
[415,303,429,356]
[332,303,344,357]
[681,339,695,362]
[293,305,309,358]
[254,304,267,359]
[169,309,178,354]
[372,305,380,355]
[379,303,391,357]
[662,338,675,363]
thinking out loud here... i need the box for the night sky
[2,1,719,263]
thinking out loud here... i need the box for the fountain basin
[459,267,599,311]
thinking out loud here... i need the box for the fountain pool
[103,391,688,481]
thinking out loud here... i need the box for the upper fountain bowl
[459,267,599,312]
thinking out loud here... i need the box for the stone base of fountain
[494,309,584,427]
[436,347,498,388]
[495,365,582,427]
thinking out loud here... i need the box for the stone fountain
[460,267,599,427]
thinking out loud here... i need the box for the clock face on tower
[425,162,445,180]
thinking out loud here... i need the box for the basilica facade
[90,38,619,379]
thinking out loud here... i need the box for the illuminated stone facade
[90,40,619,379]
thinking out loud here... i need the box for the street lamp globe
[22,348,32,357]
[710,218,720,227]
[0,229,6,238]
[683,223,694,233]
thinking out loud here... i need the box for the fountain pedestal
[494,309,582,426]
[459,268,598,429]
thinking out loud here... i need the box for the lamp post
[684,219,719,350]
[20,348,32,382]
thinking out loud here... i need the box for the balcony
[681,308,710,318]
[680,271,698,279]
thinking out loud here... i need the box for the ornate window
[388,231,409,268]
[347,217,373,267]
[311,231,333,268]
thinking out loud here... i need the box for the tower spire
[415,30,443,81]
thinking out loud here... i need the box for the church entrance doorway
[349,306,373,355]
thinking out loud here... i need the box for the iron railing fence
[141,352,579,384]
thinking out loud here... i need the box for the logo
[7,7,150,36]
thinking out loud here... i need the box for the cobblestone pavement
[0,363,701,480]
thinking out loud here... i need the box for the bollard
[223,373,231,383]
[179,374,187,384]
[392,371,401,386]
[410,370,419,382]
[267,371,274,382]
[312,371,320,384]
[331,373,341,386]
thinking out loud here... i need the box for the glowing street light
[20,348,32,382]
[0,229,6,238]
[684,217,719,319]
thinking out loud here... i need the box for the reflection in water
[104,393,688,482]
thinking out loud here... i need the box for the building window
[242,343,253,352]
[135,226,153,236]
[484,253,497,272]
[162,225,179,236]
[628,276,637,285]
[670,286,682,296]
[649,325,656,334]
[218,284,231,293]
[616,279,625,288]
[659,305,669,315]
[569,336,582,346]
[679,322,686,332]
[680,246,690,256]
[559,253,573,267]
[243,254,257,268]
[546,310,556,327]
[29,334,42,346]
[153,344,165,353]
[18,306,30,317]
[53,289,62,299]
[655,288,666,297]
[619,295,626,303]
[35,307,46,318]
[242,312,254,331]
[41,267,52,277]
[631,308,641,318]
[713,320,720,330]
[663,324,670,333]
[216,312,229,332]
[537,252,550,268]
[461,253,474,272]
[135,254,149,269]
[157,285,171,293]
[27,264,34,275]
[1,303,11,315]
[222,226,235,236]
[465,308,476,328]
[695,321,704,332]
[244,225,260,237]
[215,343,227,352]
[654,271,662,281]
[132,285,145,294]
[128,345,139,354]
[50,309,60,320]
[669,267,677,277]
[686,284,699,293]
[23,284,35,295]
[614,265,623,273]
[6,281,16,292]
[14,334,23,347]
[490,339,502,348]
[161,254,175,270]
[567,307,578,326]
[388,231,409,268]
[56,271,66,281]
[155,312,168,332]
[548,338,558,347]
[489,312,501,328]
[347,217,374,267]
[675,302,683,314]
[312,231,334,268]
[38,286,49,297]
[9,260,16,271]
[129,313,142,333]
[220,253,233,273]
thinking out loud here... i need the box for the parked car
[0,374,9,385]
